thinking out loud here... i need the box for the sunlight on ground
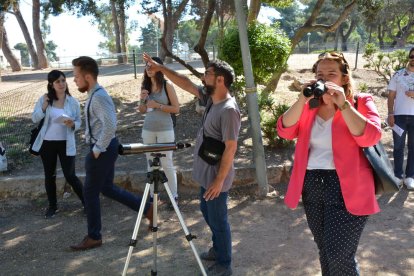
[4,234,27,249]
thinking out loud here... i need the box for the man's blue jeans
[84,138,150,240]
[200,187,231,268]
[393,115,414,179]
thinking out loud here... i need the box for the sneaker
[405,177,414,190]
[200,247,216,261]
[207,263,232,276]
[44,207,58,219]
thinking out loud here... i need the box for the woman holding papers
[32,70,84,218]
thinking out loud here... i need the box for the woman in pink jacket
[277,52,381,275]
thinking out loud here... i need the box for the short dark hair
[206,60,235,89]
[72,56,99,79]
[409,47,414,56]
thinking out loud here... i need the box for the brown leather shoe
[70,235,102,251]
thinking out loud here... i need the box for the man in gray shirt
[70,56,153,251]
[144,53,241,276]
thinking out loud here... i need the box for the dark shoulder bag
[164,80,177,127]
[197,103,226,165]
[28,118,44,156]
[354,95,402,194]
[29,99,52,156]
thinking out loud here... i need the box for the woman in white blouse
[32,70,84,218]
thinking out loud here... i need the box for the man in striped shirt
[70,56,153,251]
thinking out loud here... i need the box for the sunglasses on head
[315,52,350,74]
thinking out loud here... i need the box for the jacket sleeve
[353,94,382,147]
[276,115,300,140]
[31,96,46,123]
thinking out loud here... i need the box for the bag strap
[87,88,100,144]
[164,80,171,105]
[353,94,358,110]
[201,101,214,138]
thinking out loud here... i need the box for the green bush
[219,21,291,86]
[363,43,409,84]
[258,91,294,148]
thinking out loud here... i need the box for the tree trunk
[194,0,216,67]
[160,0,190,64]
[32,0,48,69]
[334,27,340,51]
[118,1,128,63]
[111,0,122,64]
[391,20,414,48]
[1,26,22,71]
[11,3,39,69]
[160,0,200,76]
[247,0,260,23]
[378,25,385,49]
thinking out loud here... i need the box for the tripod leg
[151,191,159,275]
[163,182,207,276]
[122,183,151,276]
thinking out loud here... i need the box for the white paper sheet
[54,114,73,124]
[392,124,404,137]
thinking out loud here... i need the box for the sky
[4,0,149,58]
[4,1,280,59]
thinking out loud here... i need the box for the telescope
[118,142,191,155]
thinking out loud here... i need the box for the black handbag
[198,135,226,165]
[362,142,402,194]
[197,102,225,165]
[354,95,402,194]
[28,118,44,156]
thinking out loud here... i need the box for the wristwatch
[339,100,350,111]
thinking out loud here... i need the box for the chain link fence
[1,44,413,171]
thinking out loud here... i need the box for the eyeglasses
[409,55,414,59]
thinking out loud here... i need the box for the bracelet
[388,113,394,116]
[339,100,350,111]
[159,104,163,110]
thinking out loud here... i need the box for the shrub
[363,43,409,84]
[219,21,291,86]
[258,91,294,148]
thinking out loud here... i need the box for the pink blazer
[277,94,381,215]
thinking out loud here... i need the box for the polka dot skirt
[302,169,368,276]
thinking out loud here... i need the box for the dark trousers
[84,138,150,240]
[40,140,84,208]
[302,170,368,276]
[200,187,231,268]
[392,115,414,179]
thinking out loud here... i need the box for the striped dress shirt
[85,84,117,153]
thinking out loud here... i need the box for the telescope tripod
[122,153,207,276]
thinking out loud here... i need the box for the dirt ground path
[1,54,413,275]
[0,185,413,276]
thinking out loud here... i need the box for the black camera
[303,80,327,98]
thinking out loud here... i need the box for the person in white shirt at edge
[387,47,414,190]
[31,70,84,219]
[138,56,180,208]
